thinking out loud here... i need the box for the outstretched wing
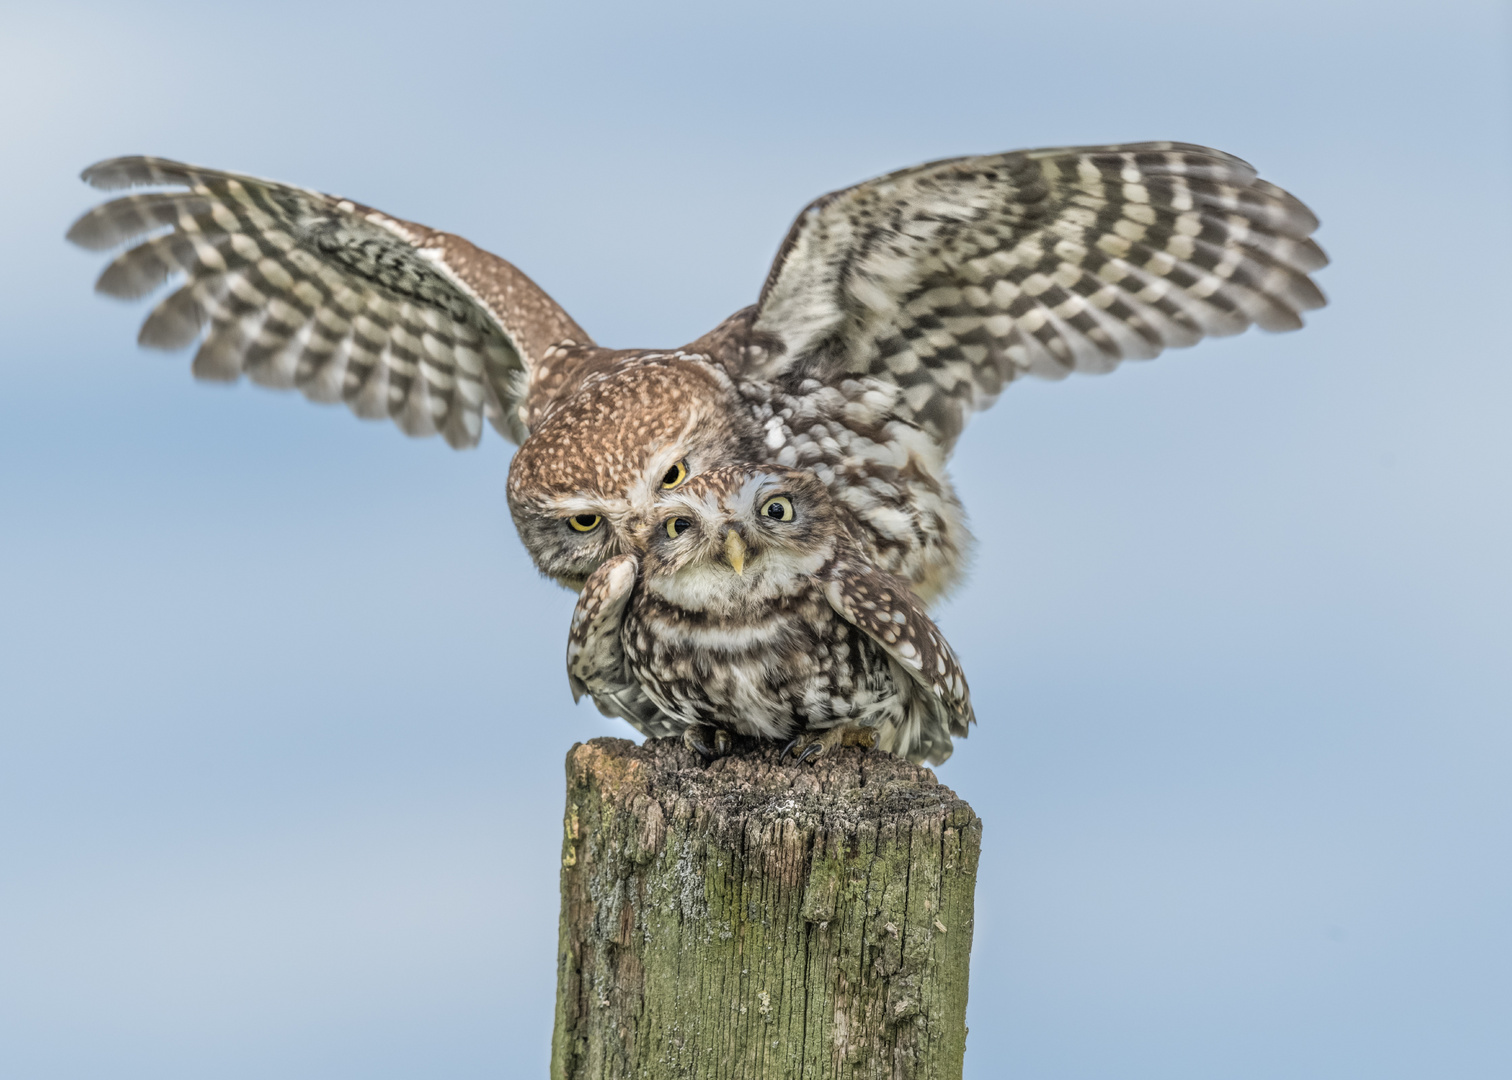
[566,554,682,738]
[739,141,1326,448]
[68,156,591,447]
[823,561,974,737]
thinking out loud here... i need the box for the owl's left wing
[566,554,682,738]
[721,142,1326,449]
[823,562,974,734]
[68,156,591,447]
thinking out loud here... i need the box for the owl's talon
[782,725,879,765]
[843,727,880,750]
[682,723,732,760]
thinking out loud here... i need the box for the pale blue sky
[1,1,1509,1077]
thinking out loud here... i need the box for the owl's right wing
[823,562,974,733]
[68,156,592,448]
[566,554,683,739]
[721,142,1326,449]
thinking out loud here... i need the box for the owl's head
[638,465,841,613]
[505,358,763,591]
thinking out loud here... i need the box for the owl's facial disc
[640,466,839,615]
[505,358,763,591]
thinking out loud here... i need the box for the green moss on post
[551,737,981,1079]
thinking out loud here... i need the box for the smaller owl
[566,465,974,765]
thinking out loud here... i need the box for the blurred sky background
[1,0,1509,1077]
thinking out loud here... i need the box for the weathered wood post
[551,737,981,1079]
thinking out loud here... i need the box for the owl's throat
[646,542,830,617]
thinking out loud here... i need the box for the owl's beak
[723,529,747,576]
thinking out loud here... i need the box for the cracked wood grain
[552,737,980,1079]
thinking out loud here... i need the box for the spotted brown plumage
[566,466,974,765]
[69,140,1326,618]
[563,553,679,739]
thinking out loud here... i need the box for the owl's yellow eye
[568,514,602,533]
[665,517,692,539]
[761,496,795,522]
[661,460,689,489]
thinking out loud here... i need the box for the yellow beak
[723,530,747,576]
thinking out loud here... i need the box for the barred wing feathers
[822,563,973,731]
[566,554,681,738]
[68,156,591,447]
[750,141,1327,447]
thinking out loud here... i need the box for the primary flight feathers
[69,156,588,447]
[69,142,1324,454]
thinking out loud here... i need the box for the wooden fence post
[551,737,981,1079]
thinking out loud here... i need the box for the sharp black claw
[683,726,716,760]
[683,723,735,762]
[796,742,824,765]
[780,737,800,759]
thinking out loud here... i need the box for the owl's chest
[621,589,899,740]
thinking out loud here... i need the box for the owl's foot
[781,725,879,765]
[682,722,733,760]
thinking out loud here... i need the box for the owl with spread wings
[69,141,1326,746]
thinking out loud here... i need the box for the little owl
[68,141,1326,737]
[566,465,973,764]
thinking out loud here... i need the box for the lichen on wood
[551,737,981,1079]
